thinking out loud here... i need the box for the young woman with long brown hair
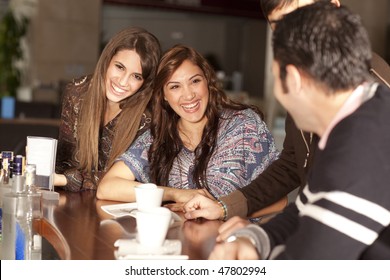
[55,27,161,191]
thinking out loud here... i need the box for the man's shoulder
[370,52,390,88]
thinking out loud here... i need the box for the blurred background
[1,0,390,152]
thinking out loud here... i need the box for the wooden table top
[39,189,223,260]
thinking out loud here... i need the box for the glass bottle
[12,155,25,193]
[1,151,14,184]
[2,164,42,260]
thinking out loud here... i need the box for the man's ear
[285,64,302,95]
[331,0,341,7]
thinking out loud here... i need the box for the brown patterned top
[55,75,149,191]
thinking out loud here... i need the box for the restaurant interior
[0,0,390,261]
[1,0,389,153]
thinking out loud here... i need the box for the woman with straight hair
[55,27,161,191]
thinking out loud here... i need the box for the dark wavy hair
[148,44,263,189]
[273,2,372,94]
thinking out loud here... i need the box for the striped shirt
[238,83,390,259]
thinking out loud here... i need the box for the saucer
[101,202,138,218]
[114,238,188,260]
[101,203,182,223]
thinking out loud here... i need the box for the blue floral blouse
[118,108,279,199]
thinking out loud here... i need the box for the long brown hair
[148,45,263,189]
[77,27,161,174]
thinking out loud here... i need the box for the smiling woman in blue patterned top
[97,45,279,215]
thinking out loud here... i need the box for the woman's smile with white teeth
[111,82,127,94]
[181,101,200,110]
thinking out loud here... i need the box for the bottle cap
[2,151,14,160]
[13,155,24,175]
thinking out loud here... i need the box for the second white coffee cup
[134,183,164,211]
[136,207,172,248]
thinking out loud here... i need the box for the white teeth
[112,83,125,94]
[182,102,199,110]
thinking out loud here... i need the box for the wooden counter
[38,189,222,260]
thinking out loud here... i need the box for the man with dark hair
[184,0,390,223]
[207,2,390,260]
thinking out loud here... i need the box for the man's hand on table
[208,216,259,260]
[209,235,259,260]
[164,188,213,213]
[183,194,222,220]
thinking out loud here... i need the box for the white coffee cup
[135,183,164,211]
[136,207,172,248]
